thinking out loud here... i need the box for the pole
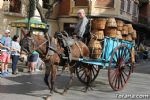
[28,0,36,30]
[28,0,31,30]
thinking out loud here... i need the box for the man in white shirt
[73,9,89,41]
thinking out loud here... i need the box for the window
[127,0,131,13]
[2,0,10,12]
[130,0,134,14]
[121,0,124,10]
[133,3,138,17]
[43,0,49,9]
[64,23,76,36]
[95,0,114,8]
[74,0,88,6]
[9,0,21,13]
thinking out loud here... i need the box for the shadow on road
[0,71,117,98]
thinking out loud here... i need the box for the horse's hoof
[54,89,59,93]
[50,90,53,94]
[62,90,67,95]
[45,96,52,100]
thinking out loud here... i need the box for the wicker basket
[116,31,122,39]
[117,26,123,31]
[88,37,102,59]
[127,24,134,33]
[92,30,104,40]
[122,25,128,35]
[131,29,137,40]
[122,34,132,41]
[116,20,124,27]
[116,20,124,31]
[106,17,117,28]
[105,28,117,38]
[92,18,106,30]
[126,34,132,41]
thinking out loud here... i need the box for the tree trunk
[36,1,47,23]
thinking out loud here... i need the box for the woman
[11,35,21,75]
[28,50,39,73]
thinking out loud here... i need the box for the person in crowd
[11,35,21,75]
[0,34,3,42]
[73,9,89,42]
[20,29,39,73]
[25,31,39,73]
[35,57,45,72]
[28,49,39,73]
[0,30,12,77]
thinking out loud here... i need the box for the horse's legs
[50,64,58,94]
[63,65,75,95]
[44,64,51,89]
[58,63,69,76]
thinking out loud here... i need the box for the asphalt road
[0,59,150,100]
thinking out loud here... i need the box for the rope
[75,41,83,57]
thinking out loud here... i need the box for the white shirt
[74,17,89,38]
[11,41,21,56]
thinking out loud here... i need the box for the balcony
[58,0,139,23]
[71,0,116,17]
[2,0,26,18]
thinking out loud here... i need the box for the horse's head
[20,31,36,54]
[19,31,35,63]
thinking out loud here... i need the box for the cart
[75,36,134,91]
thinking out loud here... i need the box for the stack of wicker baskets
[91,18,106,40]
[88,35,102,59]
[88,18,106,59]
[105,18,118,38]
[88,17,137,60]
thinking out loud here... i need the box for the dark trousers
[11,55,19,73]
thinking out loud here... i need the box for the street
[0,60,150,100]
[0,0,150,100]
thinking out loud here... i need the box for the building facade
[0,0,140,36]
[139,0,150,26]
[57,0,139,34]
[137,0,150,45]
[0,0,44,35]
[0,0,27,35]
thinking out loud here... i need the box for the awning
[10,18,48,30]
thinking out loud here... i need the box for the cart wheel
[76,63,100,85]
[108,44,133,91]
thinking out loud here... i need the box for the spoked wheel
[108,44,133,91]
[76,62,100,85]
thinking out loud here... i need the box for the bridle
[21,34,49,56]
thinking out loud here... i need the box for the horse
[20,31,90,94]
[53,32,90,94]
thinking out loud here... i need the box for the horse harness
[56,32,83,62]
